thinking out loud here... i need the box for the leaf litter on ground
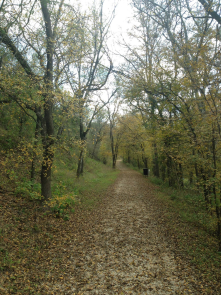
[0,161,220,294]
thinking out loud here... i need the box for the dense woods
[117,0,221,250]
[0,0,114,198]
[1,0,221,269]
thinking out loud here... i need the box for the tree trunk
[213,185,221,251]
[31,114,41,182]
[153,142,159,177]
[112,154,117,169]
[110,124,118,169]
[161,157,166,181]
[178,163,184,188]
[218,217,221,252]
[216,184,221,251]
[189,170,193,185]
[201,171,211,209]
[40,99,55,200]
[167,155,176,187]
[141,143,148,169]
[19,116,24,138]
[193,149,200,190]
[41,155,52,201]
[128,150,131,163]
[137,158,140,169]
[80,157,84,174]
[76,118,86,178]
[167,156,172,186]
[77,149,84,178]
[40,0,55,201]
[142,157,148,169]
[40,102,54,201]
[211,127,221,250]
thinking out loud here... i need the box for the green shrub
[149,176,164,186]
[47,181,76,219]
[15,178,42,200]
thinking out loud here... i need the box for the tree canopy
[1,0,221,249]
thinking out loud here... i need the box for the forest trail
[51,160,198,294]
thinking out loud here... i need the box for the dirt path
[51,161,198,294]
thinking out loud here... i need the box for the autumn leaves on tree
[1,0,221,250]
[118,0,221,250]
[0,0,114,199]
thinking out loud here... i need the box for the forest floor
[0,160,220,294]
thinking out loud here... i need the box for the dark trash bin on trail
[143,168,148,176]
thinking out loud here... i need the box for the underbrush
[148,177,221,290]
[1,148,119,218]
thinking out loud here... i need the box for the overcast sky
[79,0,135,65]
[106,0,134,64]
